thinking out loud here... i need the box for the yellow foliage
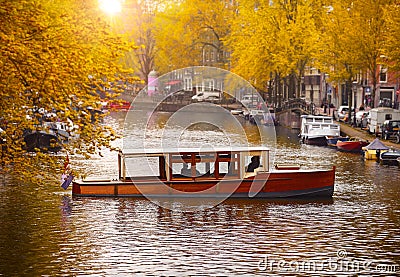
[154,0,235,73]
[0,0,138,184]
[228,0,322,91]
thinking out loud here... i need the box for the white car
[354,111,369,127]
[192,92,220,102]
[336,106,355,122]
[241,94,261,107]
[335,106,349,121]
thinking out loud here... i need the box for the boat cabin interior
[118,147,270,182]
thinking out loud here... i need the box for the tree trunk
[371,75,377,108]
[347,80,353,124]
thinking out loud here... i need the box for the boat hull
[326,136,349,147]
[363,149,388,160]
[302,136,327,146]
[380,151,400,166]
[23,131,61,153]
[337,140,369,152]
[72,168,335,198]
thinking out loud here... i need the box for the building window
[184,78,192,91]
[204,79,215,91]
[379,65,387,83]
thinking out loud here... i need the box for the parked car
[354,111,369,128]
[381,120,400,140]
[343,108,356,123]
[241,94,261,107]
[335,106,347,121]
[336,106,354,122]
[395,130,400,144]
[192,91,221,102]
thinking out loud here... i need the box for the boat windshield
[118,148,269,181]
[168,152,240,179]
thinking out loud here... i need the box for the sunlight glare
[99,0,122,15]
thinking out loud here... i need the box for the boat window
[194,153,216,177]
[124,156,160,177]
[324,119,332,123]
[330,125,339,129]
[314,118,323,123]
[242,151,268,177]
[195,161,214,176]
[169,153,216,179]
[244,155,260,172]
[218,153,239,177]
[321,124,329,128]
[306,118,313,123]
[312,124,321,128]
[168,152,240,180]
[169,154,192,177]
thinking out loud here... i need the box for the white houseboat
[300,115,341,146]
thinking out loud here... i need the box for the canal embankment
[339,122,400,150]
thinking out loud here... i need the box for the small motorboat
[23,131,62,153]
[336,137,369,152]
[325,136,349,147]
[362,138,389,160]
[380,150,400,166]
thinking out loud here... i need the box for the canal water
[0,111,399,276]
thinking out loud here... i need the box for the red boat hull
[72,168,335,198]
[336,140,369,152]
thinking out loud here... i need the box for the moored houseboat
[72,147,335,198]
[300,115,341,146]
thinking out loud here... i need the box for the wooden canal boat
[72,147,335,198]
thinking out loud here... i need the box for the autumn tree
[319,0,394,110]
[318,0,362,116]
[228,0,323,105]
[354,0,394,108]
[0,0,136,184]
[154,0,235,74]
[383,3,400,78]
[118,0,160,83]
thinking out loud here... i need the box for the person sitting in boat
[246,156,260,172]
[181,163,201,177]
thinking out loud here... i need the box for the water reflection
[0,112,399,276]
